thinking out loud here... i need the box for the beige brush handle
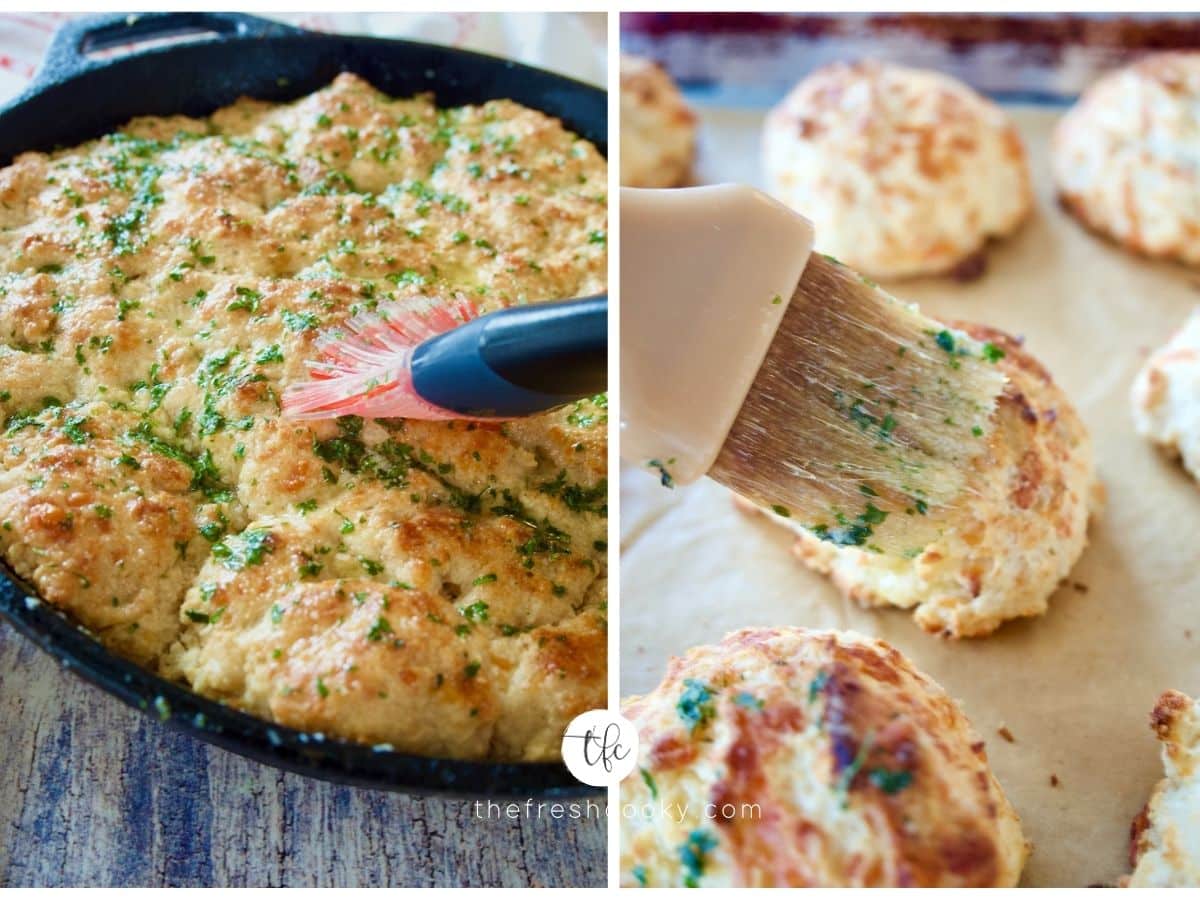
[619,184,815,485]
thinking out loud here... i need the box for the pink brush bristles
[282,297,483,421]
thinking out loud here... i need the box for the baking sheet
[619,105,1200,887]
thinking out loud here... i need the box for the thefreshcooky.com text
[473,798,761,823]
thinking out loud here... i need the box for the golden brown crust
[1130,802,1153,870]
[620,628,1029,887]
[173,525,502,757]
[490,604,608,760]
[0,405,200,664]
[1151,689,1195,740]
[0,73,607,761]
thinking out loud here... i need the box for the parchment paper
[619,106,1200,887]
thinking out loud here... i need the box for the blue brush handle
[410,295,607,417]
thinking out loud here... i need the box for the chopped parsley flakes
[676,678,716,733]
[810,503,889,548]
[835,733,875,808]
[460,601,489,622]
[281,309,319,332]
[367,616,394,642]
[868,766,913,795]
[212,529,274,570]
[679,830,717,888]
[647,458,675,489]
[640,767,658,799]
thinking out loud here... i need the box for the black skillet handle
[36,12,305,87]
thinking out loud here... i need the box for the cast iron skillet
[0,12,605,798]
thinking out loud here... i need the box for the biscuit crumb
[1050,774,1060,787]
[998,726,1016,743]
[950,249,988,282]
[1072,582,1089,594]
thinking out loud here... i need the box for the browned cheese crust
[620,628,1029,887]
[0,73,608,761]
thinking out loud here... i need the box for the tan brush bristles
[711,254,1007,556]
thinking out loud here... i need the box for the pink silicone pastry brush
[283,294,607,421]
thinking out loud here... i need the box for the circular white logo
[561,709,639,787]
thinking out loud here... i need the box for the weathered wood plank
[0,623,606,887]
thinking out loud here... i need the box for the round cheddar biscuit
[782,323,1098,638]
[620,627,1028,887]
[620,54,697,188]
[763,60,1032,280]
[1053,52,1200,267]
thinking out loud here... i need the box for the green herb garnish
[679,830,717,888]
[868,767,913,795]
[212,529,274,570]
[647,458,675,489]
[808,669,829,704]
[676,678,715,733]
[367,617,394,642]
[835,733,875,808]
[460,601,489,622]
[281,309,319,332]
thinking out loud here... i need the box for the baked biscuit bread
[164,409,607,760]
[763,61,1032,280]
[620,55,696,188]
[1052,52,1200,267]
[0,402,200,665]
[1125,690,1200,887]
[769,323,1098,638]
[1132,308,1200,481]
[620,627,1028,887]
[0,73,608,761]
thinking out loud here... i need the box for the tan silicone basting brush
[621,184,1008,555]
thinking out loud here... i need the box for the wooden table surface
[0,623,606,887]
